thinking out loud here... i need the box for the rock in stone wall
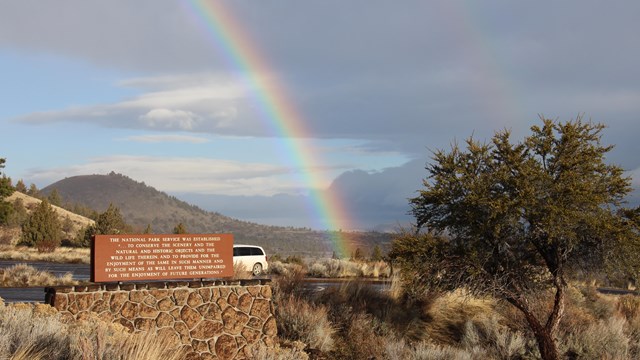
[46,279,276,359]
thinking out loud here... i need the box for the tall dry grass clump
[308,280,440,359]
[250,341,310,360]
[1,264,76,287]
[490,284,640,359]
[424,290,497,345]
[384,339,480,360]
[0,304,186,360]
[561,316,630,359]
[233,261,252,279]
[276,295,335,352]
[272,265,336,353]
[0,305,72,359]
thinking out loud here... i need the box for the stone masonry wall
[45,279,276,360]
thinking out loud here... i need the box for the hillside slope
[42,172,391,257]
[2,191,94,245]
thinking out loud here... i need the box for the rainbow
[182,0,353,258]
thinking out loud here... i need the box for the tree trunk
[506,295,562,360]
[532,325,560,360]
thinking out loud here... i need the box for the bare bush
[272,263,306,298]
[0,232,13,245]
[330,310,388,360]
[276,295,335,352]
[233,261,251,279]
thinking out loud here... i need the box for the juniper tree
[391,117,639,360]
[14,179,27,193]
[370,244,384,262]
[20,199,62,252]
[173,222,187,234]
[47,188,62,206]
[0,158,15,225]
[81,203,130,246]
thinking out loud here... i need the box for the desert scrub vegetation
[1,264,77,286]
[272,267,640,360]
[0,245,89,263]
[268,257,391,279]
[0,303,186,360]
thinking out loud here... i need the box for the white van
[233,244,268,276]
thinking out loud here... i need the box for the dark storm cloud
[2,0,639,228]
[3,1,639,164]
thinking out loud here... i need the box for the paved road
[0,287,46,303]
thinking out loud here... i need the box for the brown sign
[91,234,234,282]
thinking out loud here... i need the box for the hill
[1,191,94,245]
[41,172,392,257]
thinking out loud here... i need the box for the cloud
[139,109,201,130]
[24,155,306,196]
[6,1,640,166]
[120,134,209,144]
[173,159,427,230]
[180,159,640,231]
[3,0,640,229]
[13,73,263,134]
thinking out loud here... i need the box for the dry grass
[6,192,94,235]
[233,261,252,279]
[1,264,77,287]
[385,339,478,360]
[0,304,185,360]
[251,341,310,360]
[276,295,335,352]
[424,289,497,345]
[268,258,392,279]
[4,254,640,359]
[562,316,630,359]
[306,258,391,278]
[274,272,640,359]
[0,245,90,264]
[102,331,186,360]
[0,227,21,246]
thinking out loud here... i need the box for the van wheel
[252,263,263,276]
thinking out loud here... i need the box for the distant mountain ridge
[42,172,391,257]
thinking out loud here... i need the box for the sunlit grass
[1,264,77,287]
[268,258,391,279]
[0,246,90,264]
[0,304,186,360]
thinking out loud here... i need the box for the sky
[1,0,639,231]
